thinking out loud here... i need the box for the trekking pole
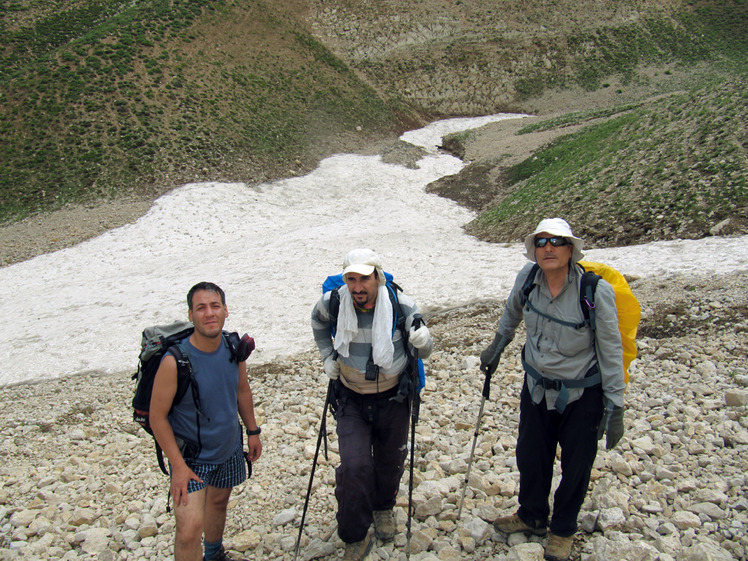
[293,379,333,561]
[406,314,424,560]
[456,361,494,520]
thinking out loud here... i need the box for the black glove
[237,333,255,362]
[597,400,625,450]
[479,333,512,376]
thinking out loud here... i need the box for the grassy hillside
[464,76,747,246]
[1,0,746,242]
[307,0,746,114]
[0,0,404,222]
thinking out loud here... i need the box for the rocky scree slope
[0,271,746,560]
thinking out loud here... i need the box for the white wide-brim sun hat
[523,218,585,263]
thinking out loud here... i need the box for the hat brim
[343,264,376,276]
[524,234,584,263]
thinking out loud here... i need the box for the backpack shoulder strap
[386,281,406,336]
[578,265,601,332]
[329,286,341,336]
[387,281,423,403]
[151,343,194,478]
[169,344,194,406]
[520,263,540,306]
[521,263,589,330]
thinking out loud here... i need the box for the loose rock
[0,272,746,560]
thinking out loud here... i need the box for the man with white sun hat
[480,218,625,561]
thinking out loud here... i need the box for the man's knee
[174,489,206,546]
[340,453,373,478]
[206,486,232,511]
[175,514,204,548]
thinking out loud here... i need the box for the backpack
[520,261,641,382]
[131,321,255,475]
[323,273,426,397]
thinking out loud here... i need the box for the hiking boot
[544,532,574,561]
[493,512,547,536]
[342,533,373,561]
[373,509,397,540]
[205,546,247,561]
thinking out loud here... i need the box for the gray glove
[597,400,625,450]
[479,333,512,376]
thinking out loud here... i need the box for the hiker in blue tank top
[150,282,262,561]
[311,249,433,561]
[480,218,625,561]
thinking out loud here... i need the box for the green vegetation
[0,0,399,222]
[515,104,643,135]
[468,77,747,247]
[1,0,746,233]
[514,3,748,97]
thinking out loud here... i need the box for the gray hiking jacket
[498,262,626,409]
[311,289,433,395]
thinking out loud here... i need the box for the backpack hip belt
[521,346,601,413]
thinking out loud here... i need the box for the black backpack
[132,321,254,475]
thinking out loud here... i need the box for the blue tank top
[167,337,241,463]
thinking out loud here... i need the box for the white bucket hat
[523,218,584,263]
[342,248,386,285]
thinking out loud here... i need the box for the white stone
[138,513,158,539]
[685,542,734,561]
[79,527,111,554]
[230,529,262,551]
[597,508,626,532]
[464,517,491,544]
[415,496,443,518]
[272,507,297,526]
[689,503,726,520]
[507,542,544,561]
[9,510,36,529]
[69,507,97,526]
[631,435,656,455]
[725,389,748,406]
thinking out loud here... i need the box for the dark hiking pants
[335,385,410,543]
[516,377,604,537]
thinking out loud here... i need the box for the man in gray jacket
[312,248,433,560]
[480,218,625,561]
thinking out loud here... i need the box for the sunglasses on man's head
[534,236,570,248]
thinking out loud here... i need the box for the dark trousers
[334,386,410,543]
[516,378,604,537]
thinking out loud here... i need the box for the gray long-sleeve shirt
[498,262,625,408]
[312,288,433,394]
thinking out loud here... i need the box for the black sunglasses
[534,236,570,248]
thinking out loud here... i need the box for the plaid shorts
[183,445,247,494]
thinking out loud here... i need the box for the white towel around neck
[333,284,395,369]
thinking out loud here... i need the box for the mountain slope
[1,0,745,244]
[0,0,405,222]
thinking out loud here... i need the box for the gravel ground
[0,269,746,560]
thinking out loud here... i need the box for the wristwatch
[246,427,262,436]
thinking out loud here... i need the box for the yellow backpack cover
[578,261,641,382]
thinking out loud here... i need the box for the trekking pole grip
[482,370,492,401]
[412,313,423,331]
